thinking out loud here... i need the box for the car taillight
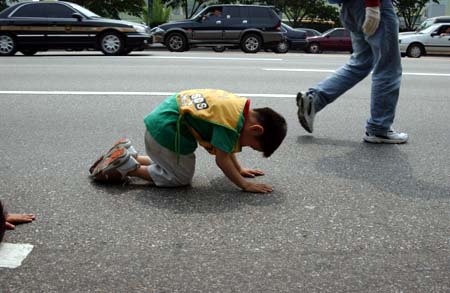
[276,22,281,31]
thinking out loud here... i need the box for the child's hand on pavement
[5,213,36,230]
[243,182,273,193]
[240,168,265,178]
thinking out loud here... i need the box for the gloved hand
[362,6,380,36]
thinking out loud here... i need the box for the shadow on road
[297,136,449,199]
[89,176,285,214]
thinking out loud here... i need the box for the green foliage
[144,0,172,27]
[274,0,340,27]
[70,0,145,19]
[162,0,209,19]
[0,0,7,12]
[393,0,439,30]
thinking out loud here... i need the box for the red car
[306,28,352,53]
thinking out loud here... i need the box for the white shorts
[144,131,196,187]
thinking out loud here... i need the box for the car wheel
[0,34,17,56]
[99,32,124,56]
[274,41,289,54]
[241,34,262,53]
[212,46,226,53]
[20,49,38,56]
[165,32,187,52]
[406,43,424,58]
[308,42,321,53]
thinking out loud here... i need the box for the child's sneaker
[91,147,130,177]
[93,152,141,183]
[89,138,138,174]
[363,129,409,144]
[296,92,316,133]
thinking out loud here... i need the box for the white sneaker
[363,129,409,144]
[296,92,316,133]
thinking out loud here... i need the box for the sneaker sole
[89,138,132,174]
[297,93,313,133]
[94,169,125,183]
[363,136,408,144]
[94,154,140,182]
[91,148,130,177]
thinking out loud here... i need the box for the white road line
[139,56,283,61]
[264,68,335,73]
[403,72,450,77]
[0,91,295,98]
[0,243,34,269]
[263,68,450,77]
[0,91,174,96]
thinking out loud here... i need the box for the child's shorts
[144,131,195,187]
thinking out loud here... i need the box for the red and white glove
[362,6,380,36]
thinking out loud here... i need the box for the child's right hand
[243,182,273,193]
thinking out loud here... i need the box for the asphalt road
[1,50,449,292]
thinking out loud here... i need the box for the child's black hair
[253,107,287,157]
[0,201,5,243]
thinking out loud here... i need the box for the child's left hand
[240,168,265,178]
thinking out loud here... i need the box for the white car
[399,23,450,58]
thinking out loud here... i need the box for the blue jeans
[309,0,402,135]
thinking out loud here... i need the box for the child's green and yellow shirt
[144,89,249,155]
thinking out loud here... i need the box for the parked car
[416,16,450,31]
[299,28,322,37]
[150,4,284,53]
[272,23,307,53]
[0,1,151,56]
[306,28,352,53]
[399,23,450,58]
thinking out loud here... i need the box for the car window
[417,19,434,31]
[249,7,271,19]
[240,7,249,19]
[11,3,46,17]
[46,3,76,18]
[192,7,209,20]
[322,28,333,35]
[437,25,450,35]
[329,30,343,37]
[420,25,439,34]
[222,6,240,18]
[201,7,223,23]
[10,3,76,18]
[66,3,100,18]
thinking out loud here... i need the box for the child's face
[240,111,264,151]
[242,130,263,152]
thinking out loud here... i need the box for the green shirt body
[144,89,249,155]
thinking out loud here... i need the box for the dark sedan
[273,23,307,53]
[0,1,151,56]
[300,28,321,37]
[306,28,352,53]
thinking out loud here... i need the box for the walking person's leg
[297,0,373,133]
[364,0,408,143]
